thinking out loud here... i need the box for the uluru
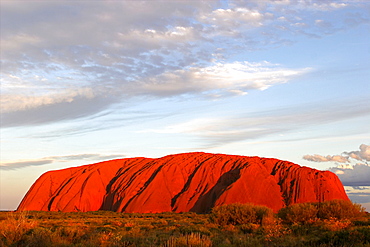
[17,152,349,213]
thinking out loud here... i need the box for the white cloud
[344,144,370,161]
[304,144,370,163]
[312,2,348,11]
[1,61,308,127]
[115,26,197,48]
[329,3,348,9]
[200,7,266,31]
[302,154,349,163]
[140,61,309,97]
[1,0,368,127]
[336,164,354,169]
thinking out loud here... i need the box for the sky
[0,0,369,211]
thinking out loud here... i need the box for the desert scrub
[309,227,370,246]
[278,202,318,225]
[17,227,69,247]
[0,208,368,247]
[320,217,352,231]
[317,199,366,220]
[0,212,38,246]
[278,200,366,225]
[210,203,273,226]
[164,232,212,247]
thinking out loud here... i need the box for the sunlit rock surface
[17,152,349,213]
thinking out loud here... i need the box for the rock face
[17,152,349,213]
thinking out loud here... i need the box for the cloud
[343,144,370,161]
[1,95,118,127]
[0,160,54,170]
[302,154,349,163]
[140,99,370,147]
[47,154,125,162]
[199,7,267,33]
[0,154,125,170]
[139,61,309,97]
[1,60,309,127]
[304,144,370,186]
[345,186,370,212]
[1,87,97,113]
[1,1,368,127]
[303,144,370,164]
[332,144,370,186]
[331,163,370,186]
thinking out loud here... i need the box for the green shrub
[312,227,370,246]
[210,203,273,226]
[278,202,318,224]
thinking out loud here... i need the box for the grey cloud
[1,1,216,127]
[330,164,370,186]
[304,144,370,187]
[0,153,125,170]
[347,194,370,204]
[345,191,370,211]
[344,186,370,210]
[47,154,125,162]
[1,95,118,127]
[0,160,53,170]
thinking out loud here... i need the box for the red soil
[17,152,349,213]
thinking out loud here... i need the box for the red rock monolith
[17,152,349,213]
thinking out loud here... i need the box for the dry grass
[0,211,38,246]
[0,200,369,247]
[164,232,212,247]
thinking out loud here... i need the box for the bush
[278,202,318,225]
[317,199,366,220]
[210,203,273,226]
[312,227,370,246]
[278,200,366,225]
